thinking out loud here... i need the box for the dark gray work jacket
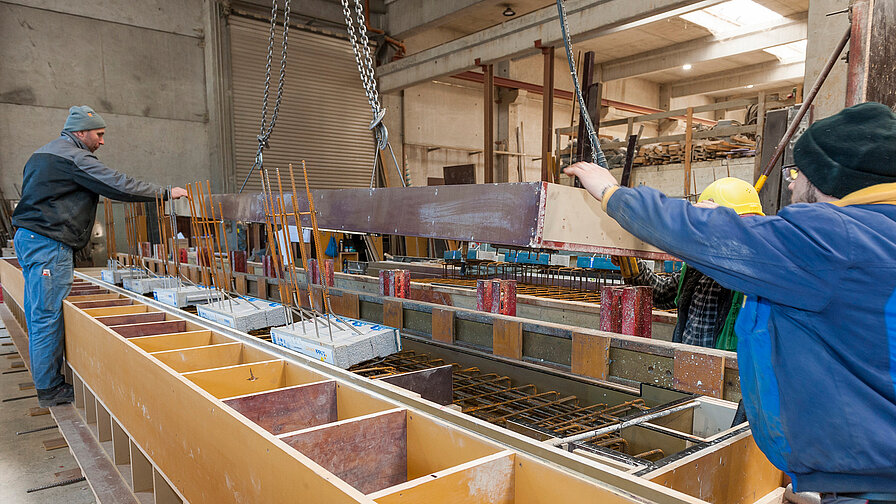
[12,131,165,249]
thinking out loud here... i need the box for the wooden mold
[110,320,188,338]
[181,360,329,399]
[73,298,133,309]
[40,270,733,504]
[128,330,229,353]
[150,342,273,373]
[96,312,167,326]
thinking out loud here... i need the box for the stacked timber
[631,135,756,167]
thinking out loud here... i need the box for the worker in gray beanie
[11,105,188,408]
[62,105,107,133]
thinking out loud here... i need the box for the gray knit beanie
[62,105,107,132]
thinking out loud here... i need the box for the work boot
[36,383,74,408]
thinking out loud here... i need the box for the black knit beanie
[793,102,896,198]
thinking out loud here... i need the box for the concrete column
[381,91,404,186]
[495,61,520,183]
[541,46,555,182]
[804,0,850,119]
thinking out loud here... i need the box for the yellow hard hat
[698,177,765,216]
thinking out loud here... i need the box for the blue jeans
[14,228,73,390]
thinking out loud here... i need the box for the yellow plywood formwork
[645,430,784,504]
[1,260,783,504]
[64,303,374,504]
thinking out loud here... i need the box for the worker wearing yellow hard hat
[697,177,765,216]
[616,176,763,352]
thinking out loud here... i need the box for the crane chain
[556,0,608,168]
[239,0,291,193]
[341,0,406,187]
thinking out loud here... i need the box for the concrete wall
[0,0,221,201]
[804,0,850,119]
[610,156,756,200]
[401,68,573,186]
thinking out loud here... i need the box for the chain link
[239,0,291,193]
[340,0,406,187]
[259,0,290,147]
[556,0,607,168]
[341,0,381,116]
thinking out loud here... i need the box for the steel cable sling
[556,0,608,168]
[239,0,291,193]
[341,0,406,188]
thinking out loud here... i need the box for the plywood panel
[280,409,408,494]
[111,320,187,338]
[128,331,219,353]
[673,349,725,398]
[405,412,501,480]
[336,383,403,420]
[151,343,249,373]
[67,293,119,302]
[431,308,455,344]
[492,319,522,360]
[383,299,403,329]
[224,381,338,435]
[380,366,453,406]
[571,332,610,380]
[646,431,783,504]
[96,312,167,326]
[332,292,360,319]
[83,305,149,317]
[514,452,642,504]
[539,184,668,259]
[182,360,327,399]
[371,452,515,504]
[62,305,372,503]
[73,299,133,309]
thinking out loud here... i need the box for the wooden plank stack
[631,134,756,167]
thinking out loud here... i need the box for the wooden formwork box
[53,291,703,501]
[0,259,784,504]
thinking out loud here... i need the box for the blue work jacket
[604,185,896,492]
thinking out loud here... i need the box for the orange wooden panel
[571,332,610,380]
[383,299,403,329]
[431,308,455,344]
[673,349,725,398]
[492,318,522,360]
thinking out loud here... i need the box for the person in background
[618,177,764,351]
[12,105,188,407]
[564,102,896,502]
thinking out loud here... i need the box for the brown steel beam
[194,182,670,260]
[452,71,717,126]
[541,46,555,183]
[483,64,495,184]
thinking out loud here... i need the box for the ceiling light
[680,0,783,36]
[503,6,516,17]
[682,64,692,70]
[745,84,755,88]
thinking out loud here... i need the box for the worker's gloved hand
[563,162,619,202]
[169,187,188,199]
[613,256,640,278]
[693,200,720,210]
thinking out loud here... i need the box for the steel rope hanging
[239,0,291,193]
[341,0,407,187]
[556,0,608,168]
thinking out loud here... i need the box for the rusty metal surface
[210,183,544,247]
[380,365,454,405]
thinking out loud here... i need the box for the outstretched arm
[563,162,848,312]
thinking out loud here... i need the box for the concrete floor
[0,316,95,504]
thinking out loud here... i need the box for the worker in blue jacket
[564,102,896,502]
